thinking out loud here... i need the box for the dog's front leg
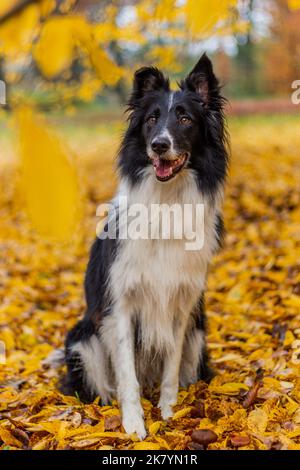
[158,315,189,420]
[113,309,146,440]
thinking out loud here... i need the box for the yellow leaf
[39,421,69,437]
[209,382,249,396]
[16,107,80,241]
[154,0,177,21]
[247,408,268,434]
[284,295,300,308]
[226,283,245,302]
[40,0,56,17]
[153,436,170,449]
[0,327,15,351]
[0,1,19,17]
[34,16,123,85]
[148,421,161,435]
[284,330,296,347]
[0,427,23,448]
[33,16,79,79]
[134,441,161,450]
[32,438,51,450]
[84,44,123,86]
[74,432,128,440]
[288,428,300,439]
[0,4,39,58]
[172,407,192,420]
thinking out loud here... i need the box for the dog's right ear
[182,53,219,107]
[129,67,169,105]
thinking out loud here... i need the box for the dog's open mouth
[151,154,188,181]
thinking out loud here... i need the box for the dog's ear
[130,67,169,103]
[182,53,219,106]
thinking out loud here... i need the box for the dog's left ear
[183,53,219,106]
[129,67,169,106]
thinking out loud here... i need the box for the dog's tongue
[153,158,173,179]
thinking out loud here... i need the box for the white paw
[122,406,147,440]
[158,400,175,420]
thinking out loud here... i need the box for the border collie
[63,54,229,439]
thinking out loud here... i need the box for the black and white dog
[63,54,228,439]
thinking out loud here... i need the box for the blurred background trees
[0,0,299,110]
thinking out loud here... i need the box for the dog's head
[121,54,227,188]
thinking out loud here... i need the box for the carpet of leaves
[0,115,300,450]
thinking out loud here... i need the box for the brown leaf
[104,415,121,431]
[70,438,101,449]
[10,428,30,447]
[243,369,264,408]
[190,400,205,418]
[191,429,218,446]
[187,441,204,450]
[230,434,251,447]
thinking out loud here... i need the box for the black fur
[84,232,118,319]
[62,318,97,402]
[191,294,214,382]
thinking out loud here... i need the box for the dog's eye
[179,116,191,125]
[147,116,157,124]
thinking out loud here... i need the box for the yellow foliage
[0,0,244,103]
[83,41,123,86]
[0,1,19,17]
[184,0,237,35]
[134,441,161,450]
[0,427,23,448]
[94,23,145,45]
[40,0,57,17]
[247,408,268,434]
[209,382,249,396]
[0,115,300,449]
[154,0,177,21]
[0,4,39,58]
[148,421,161,435]
[149,45,181,72]
[33,15,123,85]
[288,0,300,10]
[76,74,103,102]
[33,16,86,79]
[172,407,192,420]
[16,107,80,241]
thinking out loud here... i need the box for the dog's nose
[151,137,171,155]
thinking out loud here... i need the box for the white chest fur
[107,169,222,352]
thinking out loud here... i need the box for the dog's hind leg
[180,294,214,387]
[62,319,112,404]
[180,326,213,386]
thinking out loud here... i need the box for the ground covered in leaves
[0,113,300,450]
